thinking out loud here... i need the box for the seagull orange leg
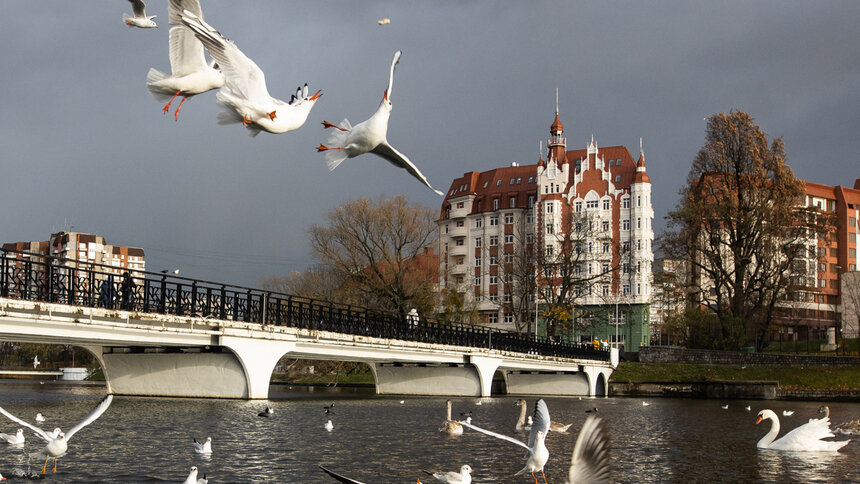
[162,90,181,114]
[531,472,538,484]
[321,120,348,131]
[268,110,277,121]
[52,457,58,473]
[541,470,548,484]
[41,456,49,474]
[173,96,189,121]
[242,114,253,125]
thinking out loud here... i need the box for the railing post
[1,251,8,298]
[262,292,269,325]
[219,285,227,320]
[159,276,167,314]
[68,266,76,305]
[245,289,253,322]
[46,261,54,303]
[23,260,31,300]
[175,282,183,315]
[190,281,198,316]
[142,278,151,312]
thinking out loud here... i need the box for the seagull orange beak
[309,90,323,101]
[384,90,388,101]
[755,416,762,425]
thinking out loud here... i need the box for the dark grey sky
[2,1,859,286]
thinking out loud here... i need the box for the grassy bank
[609,362,860,391]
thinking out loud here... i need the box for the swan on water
[439,400,463,435]
[755,409,849,451]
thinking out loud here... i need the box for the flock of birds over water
[0,392,857,483]
[121,0,446,197]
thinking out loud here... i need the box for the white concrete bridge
[0,249,616,400]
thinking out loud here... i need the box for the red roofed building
[438,111,654,349]
[777,180,860,344]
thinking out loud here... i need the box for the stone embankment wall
[610,381,779,400]
[640,346,860,367]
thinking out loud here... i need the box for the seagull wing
[528,399,551,450]
[181,11,271,102]
[460,419,532,453]
[130,0,147,17]
[65,395,113,442]
[387,50,402,97]
[370,142,444,196]
[169,0,202,25]
[0,405,52,442]
[318,465,366,484]
[568,415,611,484]
[168,26,209,76]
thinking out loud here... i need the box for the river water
[0,381,857,483]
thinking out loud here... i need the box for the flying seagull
[123,0,157,28]
[146,0,224,121]
[0,395,113,474]
[180,11,321,137]
[318,51,444,196]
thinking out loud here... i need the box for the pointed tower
[547,90,567,166]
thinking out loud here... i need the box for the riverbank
[609,362,860,401]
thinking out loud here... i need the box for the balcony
[449,244,468,257]
[449,225,468,238]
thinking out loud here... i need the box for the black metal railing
[0,248,609,361]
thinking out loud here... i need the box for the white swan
[755,409,849,451]
[439,400,463,435]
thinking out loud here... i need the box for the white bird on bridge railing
[0,395,113,474]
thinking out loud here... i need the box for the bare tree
[666,110,834,350]
[309,195,438,317]
[260,265,346,302]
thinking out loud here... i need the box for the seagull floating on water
[34,413,46,423]
[181,11,321,136]
[782,410,794,417]
[324,420,334,432]
[423,464,473,484]
[318,50,444,196]
[123,0,157,28]
[721,405,729,410]
[193,436,212,454]
[0,395,113,474]
[258,406,273,417]
[324,404,335,415]
[146,0,225,121]
[745,406,751,411]
[0,429,24,445]
[642,401,650,407]
[462,399,551,484]
[183,466,208,484]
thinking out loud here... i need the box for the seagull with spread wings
[146,0,224,121]
[461,398,550,484]
[317,51,444,196]
[0,395,113,474]
[180,11,321,137]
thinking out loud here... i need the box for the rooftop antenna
[539,140,543,159]
[555,88,559,114]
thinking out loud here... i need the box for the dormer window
[615,175,621,183]
[510,178,515,185]
[483,181,488,188]
[496,180,502,186]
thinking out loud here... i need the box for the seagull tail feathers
[322,119,352,171]
[145,68,172,100]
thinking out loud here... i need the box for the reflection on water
[0,381,856,483]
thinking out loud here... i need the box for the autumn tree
[309,195,438,317]
[666,110,832,350]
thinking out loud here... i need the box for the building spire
[555,87,559,115]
